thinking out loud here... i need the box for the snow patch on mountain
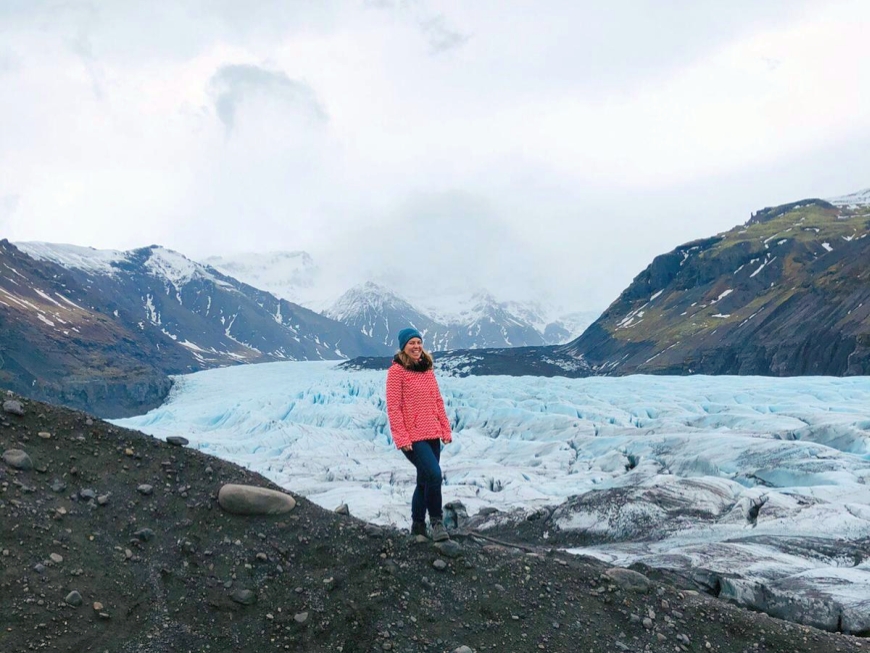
[204,251,320,304]
[827,188,870,209]
[15,241,129,275]
[144,246,215,289]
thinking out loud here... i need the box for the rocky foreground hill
[1,394,867,653]
[565,194,870,376]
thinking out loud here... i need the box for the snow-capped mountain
[203,250,319,305]
[324,282,443,349]
[0,241,390,416]
[325,284,591,351]
[827,187,870,209]
[202,253,598,350]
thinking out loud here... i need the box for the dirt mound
[0,393,865,652]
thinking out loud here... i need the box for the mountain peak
[827,187,870,209]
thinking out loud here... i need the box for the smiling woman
[385,326,453,541]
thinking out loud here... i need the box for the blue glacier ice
[114,361,870,632]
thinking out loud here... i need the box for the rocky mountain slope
[564,193,870,376]
[1,393,866,653]
[0,242,389,417]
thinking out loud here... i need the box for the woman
[386,327,452,542]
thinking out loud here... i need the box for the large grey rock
[166,436,189,447]
[434,540,462,559]
[3,449,33,470]
[3,400,24,416]
[605,567,652,593]
[218,484,296,516]
[65,591,83,607]
[230,589,257,605]
[444,500,469,530]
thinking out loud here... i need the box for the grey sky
[1,0,868,310]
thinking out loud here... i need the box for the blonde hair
[396,349,434,369]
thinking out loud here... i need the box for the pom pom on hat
[397,327,423,351]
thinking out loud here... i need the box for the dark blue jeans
[402,439,442,524]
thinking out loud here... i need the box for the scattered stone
[37,431,51,439]
[453,647,474,653]
[65,591,82,607]
[334,503,350,515]
[2,449,33,470]
[93,602,104,611]
[49,553,64,564]
[85,418,93,426]
[218,484,296,516]
[33,563,46,574]
[444,500,468,530]
[134,528,155,542]
[79,488,96,501]
[413,534,429,544]
[433,559,448,571]
[434,540,462,558]
[3,400,24,416]
[643,617,653,630]
[50,479,67,493]
[605,567,652,593]
[137,484,154,496]
[383,560,399,575]
[166,436,189,447]
[364,524,384,538]
[97,495,109,506]
[256,552,268,562]
[230,589,257,605]
[294,612,308,624]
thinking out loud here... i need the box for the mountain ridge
[562,192,870,376]
[0,241,390,416]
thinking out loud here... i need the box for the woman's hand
[441,435,452,445]
[400,444,413,452]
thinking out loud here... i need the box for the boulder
[604,567,652,593]
[166,436,189,447]
[3,449,33,470]
[2,400,24,416]
[230,589,257,605]
[218,484,296,516]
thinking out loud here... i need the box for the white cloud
[0,0,868,310]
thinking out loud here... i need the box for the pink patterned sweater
[385,362,452,449]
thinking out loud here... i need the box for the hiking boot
[430,520,449,542]
[411,521,428,537]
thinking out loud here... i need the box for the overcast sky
[1,0,868,310]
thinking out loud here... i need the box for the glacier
[114,362,870,632]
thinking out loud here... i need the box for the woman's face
[403,337,423,361]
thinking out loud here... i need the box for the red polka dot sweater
[386,359,452,449]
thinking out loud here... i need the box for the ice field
[114,361,870,632]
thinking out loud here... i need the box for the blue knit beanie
[397,327,423,352]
